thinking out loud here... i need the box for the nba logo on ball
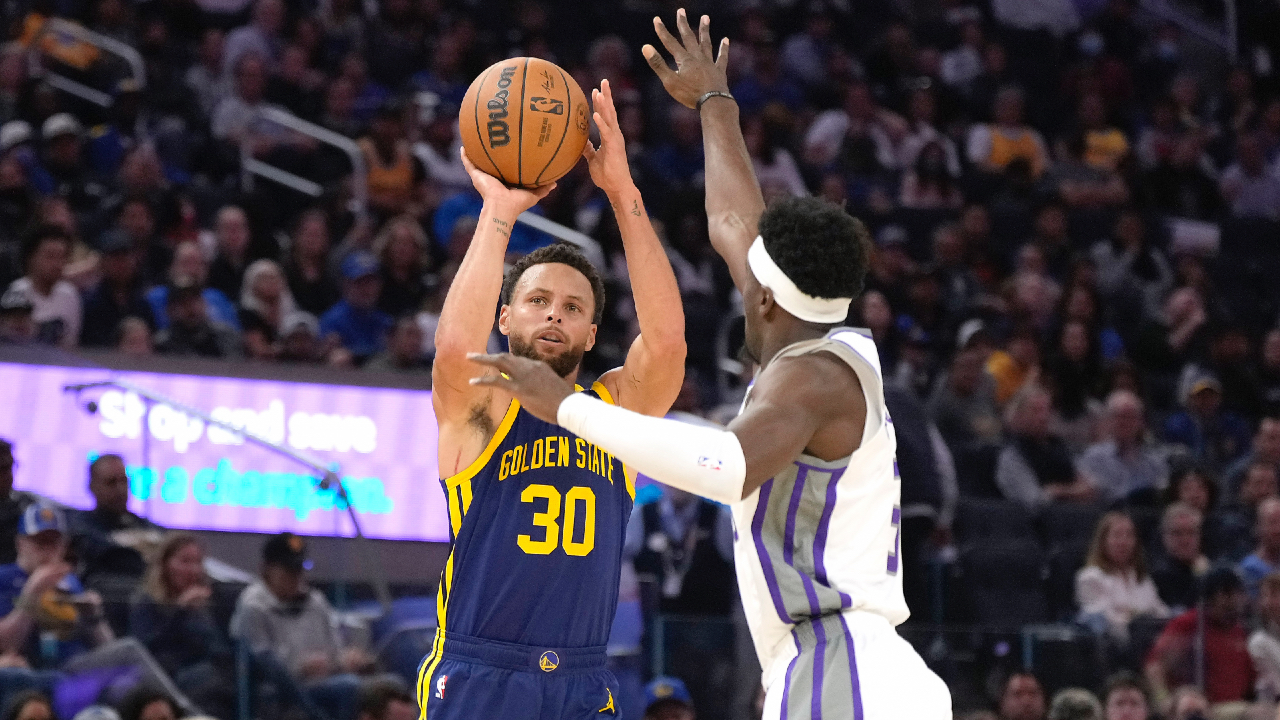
[539,651,559,672]
[460,57,589,189]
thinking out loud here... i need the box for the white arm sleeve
[557,393,746,505]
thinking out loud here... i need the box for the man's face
[1242,466,1279,508]
[1110,402,1145,444]
[1163,514,1201,563]
[217,210,250,258]
[171,245,208,284]
[263,563,305,601]
[1105,688,1147,720]
[1207,588,1245,626]
[1000,675,1045,720]
[500,264,596,378]
[91,456,130,515]
[29,238,68,285]
[345,275,381,309]
[16,530,65,570]
[120,203,155,242]
[391,322,423,363]
[1257,420,1280,461]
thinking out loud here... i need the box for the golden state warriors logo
[538,651,559,672]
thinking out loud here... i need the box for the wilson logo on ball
[486,65,517,147]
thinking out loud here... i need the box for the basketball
[459,57,590,189]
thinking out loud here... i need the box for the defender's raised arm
[644,9,765,292]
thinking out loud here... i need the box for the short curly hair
[757,196,869,301]
[501,242,607,324]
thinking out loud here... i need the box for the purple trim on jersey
[838,614,866,720]
[780,634,800,719]
[830,331,882,380]
[812,466,853,607]
[812,618,828,720]
[782,466,809,566]
[752,479,792,624]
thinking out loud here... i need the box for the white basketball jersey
[730,328,909,684]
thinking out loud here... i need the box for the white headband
[747,236,852,324]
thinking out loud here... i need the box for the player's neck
[758,322,834,369]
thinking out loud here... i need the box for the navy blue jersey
[421,383,633,674]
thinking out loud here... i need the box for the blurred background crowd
[1,0,1280,717]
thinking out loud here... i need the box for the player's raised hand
[460,147,556,215]
[643,9,730,109]
[467,352,576,424]
[583,80,634,198]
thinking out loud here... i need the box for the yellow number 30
[518,484,596,556]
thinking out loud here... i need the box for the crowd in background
[1,0,1280,716]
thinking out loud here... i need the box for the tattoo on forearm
[630,200,641,217]
[492,218,510,238]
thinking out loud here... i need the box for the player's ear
[759,286,777,320]
[497,305,511,336]
[585,324,597,351]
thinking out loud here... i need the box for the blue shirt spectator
[1163,376,1253,474]
[319,252,394,361]
[0,503,111,669]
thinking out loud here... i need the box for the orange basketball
[459,57,590,189]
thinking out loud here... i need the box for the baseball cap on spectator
[342,251,380,281]
[41,113,83,140]
[97,229,133,255]
[1183,371,1222,404]
[21,502,67,536]
[644,676,692,713]
[263,532,310,571]
[282,311,320,337]
[72,705,122,720]
[0,286,33,314]
[0,120,32,152]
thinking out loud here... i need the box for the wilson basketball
[459,57,590,189]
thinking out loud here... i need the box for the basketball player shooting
[421,79,686,720]
[467,11,953,719]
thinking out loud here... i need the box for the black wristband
[695,91,735,112]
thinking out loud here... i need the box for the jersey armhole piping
[443,400,521,484]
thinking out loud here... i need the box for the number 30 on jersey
[518,484,596,556]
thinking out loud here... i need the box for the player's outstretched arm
[584,79,686,417]
[432,149,554,425]
[644,9,764,292]
[467,351,866,501]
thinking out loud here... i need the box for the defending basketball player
[467,11,953,719]
[421,79,685,720]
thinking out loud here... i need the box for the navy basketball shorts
[417,632,620,719]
